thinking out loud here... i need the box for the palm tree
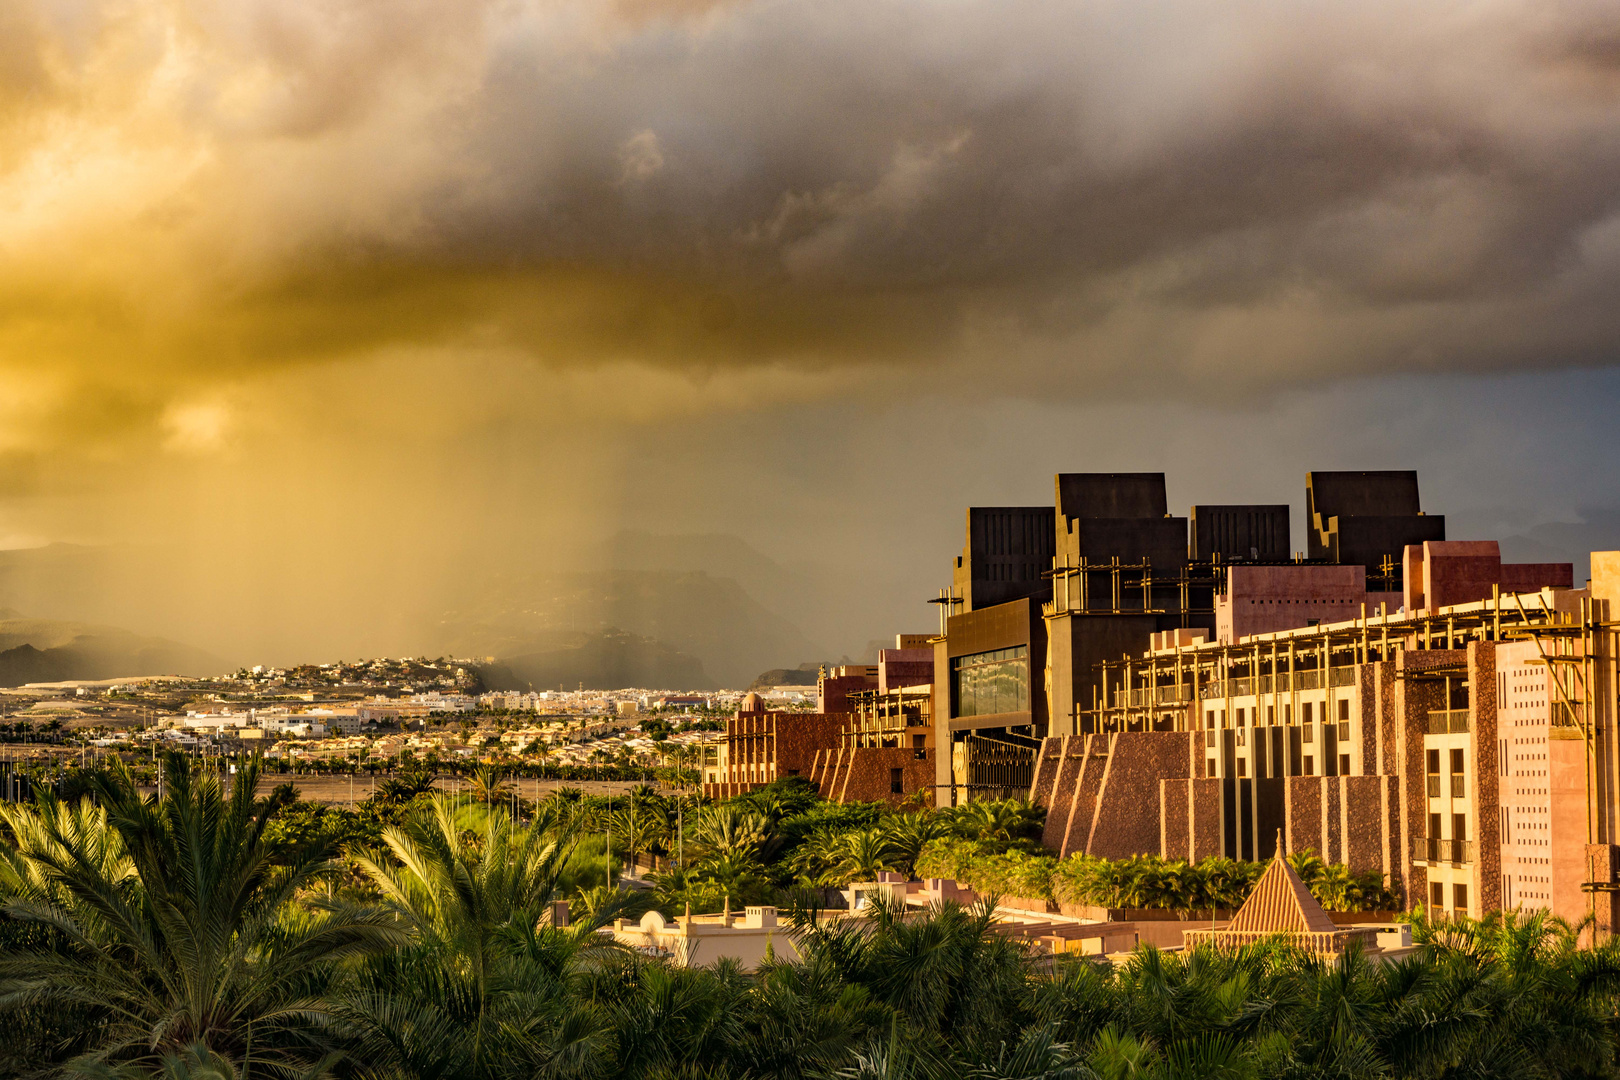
[0,753,401,1077]
[1311,863,1357,912]
[692,850,770,908]
[881,814,951,879]
[375,768,437,805]
[739,951,890,1080]
[1200,857,1257,914]
[341,795,613,1079]
[834,828,893,884]
[530,739,552,770]
[668,743,699,794]
[1286,847,1327,892]
[603,957,753,1077]
[951,800,1045,843]
[611,802,668,876]
[786,824,849,887]
[687,804,769,861]
[469,763,514,806]
[821,895,1030,1059]
[1157,860,1204,920]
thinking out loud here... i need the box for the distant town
[0,655,817,798]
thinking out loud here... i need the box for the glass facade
[952,645,1030,718]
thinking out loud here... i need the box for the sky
[2,0,1619,667]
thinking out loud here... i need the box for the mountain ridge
[0,615,224,687]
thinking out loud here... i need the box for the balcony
[1427,709,1469,735]
[1413,836,1474,866]
[1451,772,1465,798]
[1552,702,1582,730]
[1427,774,1441,798]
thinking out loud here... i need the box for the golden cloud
[0,0,1618,449]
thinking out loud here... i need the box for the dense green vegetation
[4,756,1620,1079]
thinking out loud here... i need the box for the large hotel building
[925,470,1620,929]
[703,469,1618,929]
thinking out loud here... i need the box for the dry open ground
[260,775,649,807]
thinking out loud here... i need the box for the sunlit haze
[3,0,1620,679]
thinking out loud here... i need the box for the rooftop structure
[612,905,799,969]
[1404,540,1573,616]
[1190,505,1291,563]
[817,665,878,713]
[1182,837,1400,957]
[934,470,1450,808]
[1214,564,1381,645]
[951,507,1056,613]
[1306,470,1445,587]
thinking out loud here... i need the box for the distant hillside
[478,628,712,691]
[594,531,873,661]
[747,664,821,690]
[0,615,223,687]
[429,569,822,688]
[0,540,850,685]
[1497,507,1620,585]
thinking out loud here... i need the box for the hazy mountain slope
[597,531,876,657]
[429,569,821,688]
[1497,508,1620,585]
[0,616,223,687]
[747,664,820,690]
[478,628,712,691]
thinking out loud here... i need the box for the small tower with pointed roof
[1183,831,1379,957]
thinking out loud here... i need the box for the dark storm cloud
[5,0,1620,406]
[417,0,1620,386]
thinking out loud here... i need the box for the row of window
[1500,804,1548,846]
[1203,752,1352,778]
[1205,722,1351,749]
[1240,598,1360,605]
[1430,881,1469,913]
[1204,699,1352,727]
[1504,875,1551,906]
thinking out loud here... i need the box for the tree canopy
[3,758,1619,1079]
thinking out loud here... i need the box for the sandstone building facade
[1030,548,1613,930]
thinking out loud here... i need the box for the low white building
[611,906,801,969]
[261,719,327,738]
[300,707,361,734]
[414,692,478,713]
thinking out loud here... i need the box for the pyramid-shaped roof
[1225,846,1339,935]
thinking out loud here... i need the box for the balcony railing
[1413,836,1474,866]
[1122,665,1363,706]
[1427,774,1441,798]
[1111,685,1196,708]
[1451,772,1466,798]
[1552,702,1582,730]
[1427,709,1469,734]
